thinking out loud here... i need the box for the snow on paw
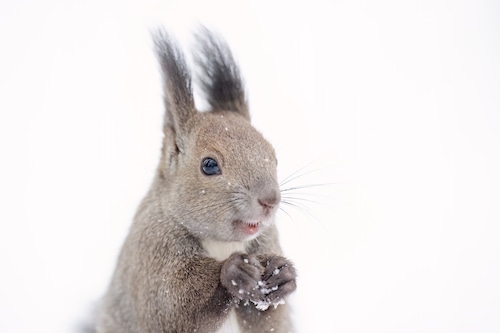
[251,254,297,311]
[221,252,266,302]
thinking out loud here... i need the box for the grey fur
[97,28,296,333]
[193,27,249,120]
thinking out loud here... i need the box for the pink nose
[258,198,276,209]
[258,192,280,215]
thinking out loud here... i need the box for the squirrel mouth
[234,220,261,236]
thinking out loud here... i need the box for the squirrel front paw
[257,255,297,305]
[221,252,266,303]
[221,252,297,311]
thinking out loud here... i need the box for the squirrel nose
[258,190,281,214]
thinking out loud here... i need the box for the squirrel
[97,27,297,333]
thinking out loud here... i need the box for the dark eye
[201,158,221,176]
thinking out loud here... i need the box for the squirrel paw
[221,252,266,303]
[221,253,297,311]
[257,255,297,305]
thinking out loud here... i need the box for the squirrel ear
[193,26,250,121]
[153,28,196,152]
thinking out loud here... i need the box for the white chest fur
[214,309,241,333]
[201,239,248,261]
[201,239,248,333]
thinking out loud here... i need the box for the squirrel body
[97,28,296,333]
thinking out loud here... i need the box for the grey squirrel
[97,27,297,333]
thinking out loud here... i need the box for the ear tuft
[193,26,250,120]
[152,28,196,139]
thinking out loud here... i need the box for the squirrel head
[153,28,280,242]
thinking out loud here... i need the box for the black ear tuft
[152,28,196,137]
[193,26,250,120]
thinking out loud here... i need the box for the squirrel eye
[201,158,221,176]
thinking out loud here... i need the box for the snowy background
[1,0,500,332]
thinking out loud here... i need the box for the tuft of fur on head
[152,29,195,131]
[193,26,249,119]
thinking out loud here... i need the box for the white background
[1,0,499,332]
